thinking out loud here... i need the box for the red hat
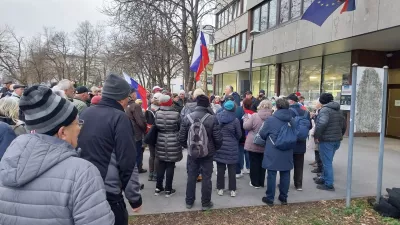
[295,92,301,97]
[159,94,173,107]
[91,95,102,105]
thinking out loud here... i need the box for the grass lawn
[129,198,400,225]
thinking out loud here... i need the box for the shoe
[139,168,147,174]
[165,189,176,197]
[202,202,214,211]
[236,173,243,179]
[317,184,335,191]
[186,203,193,209]
[317,173,322,177]
[262,197,274,207]
[154,188,164,196]
[278,196,288,205]
[311,168,322,173]
[242,168,250,174]
[230,190,236,197]
[217,189,224,196]
[313,176,322,181]
[314,178,325,185]
[196,175,202,182]
[296,187,303,191]
[249,181,261,189]
[140,183,144,190]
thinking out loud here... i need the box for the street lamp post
[248,29,260,92]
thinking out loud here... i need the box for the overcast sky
[0,0,109,38]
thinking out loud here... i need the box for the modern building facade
[212,0,400,137]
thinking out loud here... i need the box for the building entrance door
[386,88,400,138]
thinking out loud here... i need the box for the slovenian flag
[340,0,356,14]
[123,73,148,110]
[190,31,209,81]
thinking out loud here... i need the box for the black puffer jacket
[179,106,223,156]
[155,106,182,162]
[315,102,347,142]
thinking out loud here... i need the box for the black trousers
[248,151,266,187]
[315,150,323,171]
[109,198,128,225]
[156,160,175,191]
[293,153,305,188]
[148,144,158,173]
[186,155,213,206]
[216,162,236,191]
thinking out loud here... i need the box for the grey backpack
[187,113,211,159]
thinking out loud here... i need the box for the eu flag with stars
[301,0,345,26]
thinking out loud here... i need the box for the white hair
[193,88,205,99]
[178,90,185,95]
[257,100,273,110]
[52,86,67,99]
[57,79,73,91]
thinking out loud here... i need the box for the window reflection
[291,0,302,18]
[253,7,261,31]
[269,65,276,98]
[281,61,299,96]
[280,0,290,23]
[323,53,351,102]
[269,0,277,28]
[299,57,322,103]
[260,3,269,31]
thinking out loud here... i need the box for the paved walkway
[127,137,400,215]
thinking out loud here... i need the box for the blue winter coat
[0,122,16,160]
[289,104,311,154]
[259,109,294,171]
[214,110,242,164]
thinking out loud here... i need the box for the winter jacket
[307,117,319,152]
[0,87,10,99]
[179,106,223,156]
[252,96,267,112]
[72,98,88,114]
[315,102,347,142]
[0,122,16,160]
[243,108,272,153]
[78,97,142,209]
[289,104,311,154]
[0,134,114,225]
[0,116,27,136]
[145,104,159,125]
[126,100,147,141]
[259,109,294,171]
[155,106,182,162]
[9,92,21,102]
[173,101,184,113]
[214,110,242,164]
[223,92,241,106]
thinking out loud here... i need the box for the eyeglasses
[78,119,84,128]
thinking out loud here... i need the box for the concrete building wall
[213,0,400,75]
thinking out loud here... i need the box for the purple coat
[243,109,272,153]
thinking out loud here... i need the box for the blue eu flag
[301,0,345,26]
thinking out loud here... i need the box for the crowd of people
[0,75,347,225]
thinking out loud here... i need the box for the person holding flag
[190,31,210,82]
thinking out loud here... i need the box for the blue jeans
[266,170,290,202]
[136,140,143,168]
[319,141,341,187]
[236,144,250,174]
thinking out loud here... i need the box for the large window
[215,31,247,60]
[249,65,276,98]
[280,61,299,96]
[323,52,351,102]
[252,68,261,95]
[216,0,246,29]
[269,65,276,97]
[299,57,322,103]
[252,0,312,33]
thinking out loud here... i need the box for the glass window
[269,0,277,28]
[221,41,226,58]
[230,37,236,55]
[280,0,290,23]
[303,0,313,13]
[260,66,268,94]
[260,3,269,31]
[269,65,276,98]
[252,68,261,95]
[226,39,231,57]
[323,52,351,102]
[299,57,322,104]
[235,35,240,53]
[223,72,238,92]
[227,7,231,23]
[241,32,247,51]
[231,3,236,20]
[236,1,241,17]
[253,7,261,31]
[238,71,250,96]
[242,0,247,14]
[291,0,302,18]
[280,61,299,96]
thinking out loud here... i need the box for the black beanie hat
[287,93,299,102]
[196,95,210,108]
[102,74,131,101]
[319,93,334,105]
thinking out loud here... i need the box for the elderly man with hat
[152,85,163,93]
[0,78,13,99]
[78,74,142,225]
[73,86,90,114]
[314,93,347,191]
[9,84,27,102]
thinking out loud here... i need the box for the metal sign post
[346,63,358,207]
[376,66,389,202]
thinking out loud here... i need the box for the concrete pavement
[127,137,400,215]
